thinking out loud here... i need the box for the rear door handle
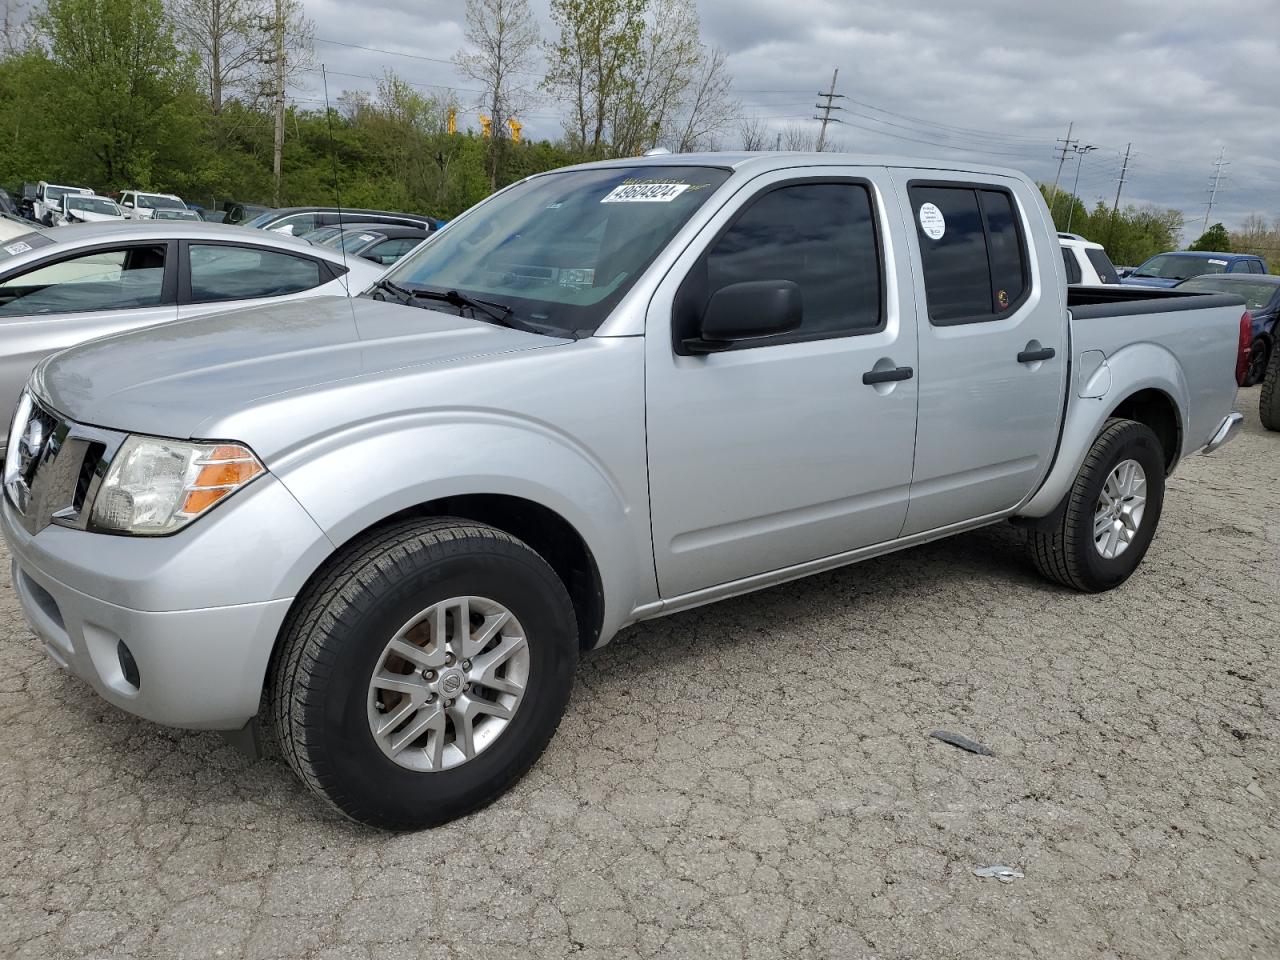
[1017,347,1056,363]
[862,366,914,385]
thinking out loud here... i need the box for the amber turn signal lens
[181,487,226,514]
[194,460,262,487]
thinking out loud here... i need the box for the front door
[890,170,1068,535]
[645,170,920,599]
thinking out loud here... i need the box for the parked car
[320,222,432,265]
[1,153,1247,830]
[32,181,92,225]
[245,206,436,236]
[51,194,125,226]
[0,221,382,452]
[1059,233,1121,285]
[116,190,187,221]
[1175,274,1280,386]
[1123,251,1268,287]
[0,214,36,242]
[18,183,38,220]
[151,208,203,222]
[0,186,21,219]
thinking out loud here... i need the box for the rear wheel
[1244,339,1270,388]
[269,517,578,830]
[1261,342,1280,432]
[1028,418,1166,591]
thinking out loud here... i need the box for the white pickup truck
[31,181,92,226]
[3,153,1248,829]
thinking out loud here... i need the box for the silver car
[0,221,382,454]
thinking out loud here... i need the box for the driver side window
[674,181,884,351]
[0,245,167,316]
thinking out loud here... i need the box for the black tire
[1261,341,1280,432]
[1028,418,1166,592]
[1243,339,1269,388]
[269,517,578,830]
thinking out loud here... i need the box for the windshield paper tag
[1208,259,1228,266]
[918,202,946,240]
[602,182,690,203]
[3,241,32,255]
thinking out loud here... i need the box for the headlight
[90,436,264,535]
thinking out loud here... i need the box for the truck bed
[1068,284,1245,319]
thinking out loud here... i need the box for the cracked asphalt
[2,388,1277,960]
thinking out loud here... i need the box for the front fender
[270,413,655,642]
[1018,341,1190,518]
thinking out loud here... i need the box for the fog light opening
[117,640,140,689]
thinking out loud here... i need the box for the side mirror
[684,280,802,354]
[121,201,133,208]
[1117,267,1132,278]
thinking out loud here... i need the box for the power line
[1203,147,1229,233]
[1048,122,1076,214]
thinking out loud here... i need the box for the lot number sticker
[601,182,691,203]
[3,241,32,256]
[918,202,946,240]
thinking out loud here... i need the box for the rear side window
[909,184,1030,324]
[675,181,883,350]
[1061,247,1082,284]
[1085,247,1120,284]
[188,244,324,303]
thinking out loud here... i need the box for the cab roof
[558,150,1026,181]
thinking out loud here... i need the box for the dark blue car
[1123,251,1268,288]
[1176,273,1280,386]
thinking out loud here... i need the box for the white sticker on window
[3,241,32,256]
[918,202,946,240]
[601,182,690,203]
[1208,258,1228,266]
[358,234,375,242]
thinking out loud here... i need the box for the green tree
[1188,222,1231,252]
[36,0,202,186]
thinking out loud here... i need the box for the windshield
[380,165,730,336]
[1134,254,1230,280]
[67,196,120,215]
[137,194,184,210]
[243,211,279,229]
[1178,277,1279,311]
[44,186,83,203]
[153,208,200,220]
[337,231,383,252]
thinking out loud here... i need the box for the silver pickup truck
[2,153,1248,829]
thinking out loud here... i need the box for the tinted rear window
[1084,247,1120,284]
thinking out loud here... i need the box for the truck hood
[66,210,124,223]
[33,296,568,440]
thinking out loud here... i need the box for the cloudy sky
[301,0,1279,236]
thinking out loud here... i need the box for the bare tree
[672,45,734,152]
[738,115,769,151]
[167,0,268,113]
[608,0,699,156]
[454,0,540,187]
[779,122,817,151]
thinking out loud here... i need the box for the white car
[0,220,384,452]
[1059,233,1122,286]
[32,182,92,225]
[51,194,125,226]
[116,190,187,220]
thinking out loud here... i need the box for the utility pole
[1108,142,1131,248]
[257,2,287,207]
[813,68,844,152]
[1048,121,1076,214]
[1065,143,1096,233]
[1203,147,1228,234]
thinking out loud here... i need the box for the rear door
[891,170,1068,535]
[645,168,919,598]
[175,240,343,318]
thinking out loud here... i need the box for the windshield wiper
[408,287,515,327]
[370,277,416,304]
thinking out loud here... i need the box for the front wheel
[1028,418,1166,592]
[269,517,578,830]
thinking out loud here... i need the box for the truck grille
[4,394,118,535]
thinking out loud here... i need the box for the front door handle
[862,366,914,385]
[1017,346,1056,363]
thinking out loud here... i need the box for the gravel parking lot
[2,388,1276,960]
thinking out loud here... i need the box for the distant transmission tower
[813,69,845,152]
[1202,147,1229,234]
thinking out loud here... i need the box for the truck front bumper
[1,476,331,730]
[1204,411,1244,455]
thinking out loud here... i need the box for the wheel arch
[1106,387,1182,474]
